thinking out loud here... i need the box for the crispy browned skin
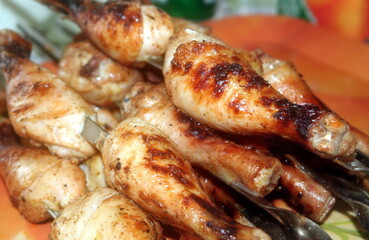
[257,50,368,156]
[102,117,271,240]
[0,30,96,160]
[58,40,144,108]
[163,30,356,159]
[0,146,86,223]
[121,81,281,197]
[38,0,173,65]
[50,188,163,240]
[278,156,336,223]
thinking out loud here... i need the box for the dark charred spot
[123,166,130,174]
[145,147,177,162]
[274,98,290,108]
[115,161,121,171]
[274,103,321,139]
[175,110,215,139]
[106,2,141,31]
[21,196,26,203]
[79,54,103,78]
[188,195,238,239]
[188,194,222,219]
[2,40,31,59]
[210,63,241,98]
[147,163,195,188]
[245,73,269,89]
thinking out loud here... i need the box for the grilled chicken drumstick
[121,81,282,197]
[101,117,271,240]
[0,145,86,223]
[256,50,369,157]
[38,0,174,66]
[50,188,163,240]
[0,30,96,160]
[58,40,144,108]
[163,30,356,159]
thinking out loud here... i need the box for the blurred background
[0,0,368,62]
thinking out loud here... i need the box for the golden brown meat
[121,81,282,196]
[0,146,86,223]
[101,117,270,240]
[163,30,356,159]
[50,188,163,240]
[257,49,369,157]
[39,0,174,66]
[0,30,96,160]
[58,40,144,108]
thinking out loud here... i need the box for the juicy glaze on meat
[121,81,282,197]
[102,117,270,240]
[163,30,356,159]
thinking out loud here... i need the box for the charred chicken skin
[102,117,270,240]
[163,30,356,159]
[0,30,96,160]
[38,0,174,66]
[257,49,369,157]
[121,81,282,197]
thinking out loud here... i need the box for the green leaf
[277,0,316,22]
[322,223,369,239]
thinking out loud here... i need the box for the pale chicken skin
[102,117,271,240]
[50,188,163,240]
[80,154,108,192]
[0,146,86,223]
[0,30,96,160]
[39,0,174,66]
[257,50,368,157]
[163,30,356,159]
[58,40,144,108]
[121,81,282,197]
